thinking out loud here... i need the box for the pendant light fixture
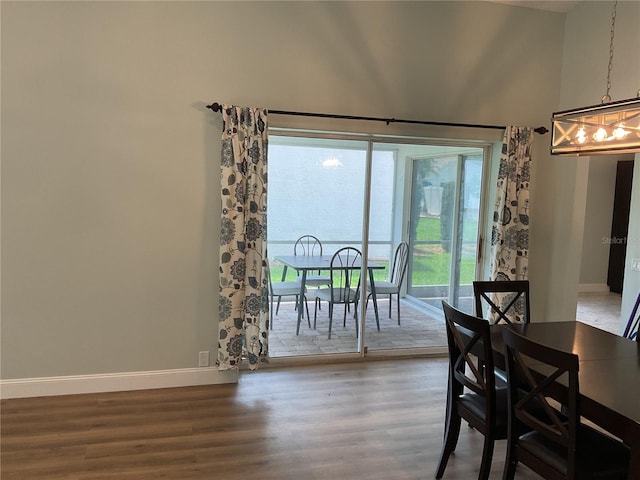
[551,1,640,156]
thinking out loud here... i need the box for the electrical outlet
[198,351,210,367]
[631,258,640,272]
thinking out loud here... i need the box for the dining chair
[436,301,509,480]
[293,234,331,287]
[271,235,329,316]
[473,280,531,325]
[365,241,409,325]
[266,262,309,331]
[622,291,639,341]
[501,327,630,480]
[293,235,331,313]
[313,247,361,339]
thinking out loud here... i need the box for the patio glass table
[273,254,385,335]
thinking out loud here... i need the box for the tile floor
[268,297,447,357]
[575,291,623,335]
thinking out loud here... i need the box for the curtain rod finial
[534,126,548,135]
[206,102,222,112]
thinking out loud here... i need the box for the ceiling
[490,1,583,13]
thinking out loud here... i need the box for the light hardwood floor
[1,295,621,479]
[576,291,623,335]
[1,358,540,480]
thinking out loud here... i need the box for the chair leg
[313,298,319,330]
[373,298,380,331]
[304,297,311,328]
[328,302,334,339]
[435,408,462,479]
[478,435,496,480]
[502,450,518,480]
[343,303,348,327]
[354,303,358,335]
[269,297,274,330]
[502,443,517,480]
[396,294,401,325]
[435,380,462,479]
[388,294,392,319]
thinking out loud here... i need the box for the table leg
[628,439,640,480]
[368,268,380,331]
[296,270,307,335]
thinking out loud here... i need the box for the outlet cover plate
[198,351,210,367]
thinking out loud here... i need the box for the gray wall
[0,0,585,380]
[579,156,617,288]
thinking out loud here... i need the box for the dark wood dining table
[274,254,385,335]
[491,321,640,480]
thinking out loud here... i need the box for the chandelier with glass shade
[551,1,640,156]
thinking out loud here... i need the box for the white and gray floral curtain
[489,126,533,321]
[217,105,269,371]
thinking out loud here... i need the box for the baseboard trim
[578,283,611,293]
[0,367,238,399]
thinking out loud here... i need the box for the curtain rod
[206,102,549,135]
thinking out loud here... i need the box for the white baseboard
[0,367,238,399]
[578,283,611,293]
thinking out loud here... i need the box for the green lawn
[418,215,478,242]
[410,251,476,285]
[270,217,477,287]
[410,216,477,285]
[270,264,389,284]
[270,254,475,287]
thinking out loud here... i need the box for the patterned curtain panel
[489,126,533,322]
[217,105,269,371]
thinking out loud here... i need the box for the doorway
[267,132,491,358]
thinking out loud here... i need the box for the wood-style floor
[1,358,540,480]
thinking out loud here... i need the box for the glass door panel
[407,152,483,314]
[365,142,484,352]
[267,135,368,357]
